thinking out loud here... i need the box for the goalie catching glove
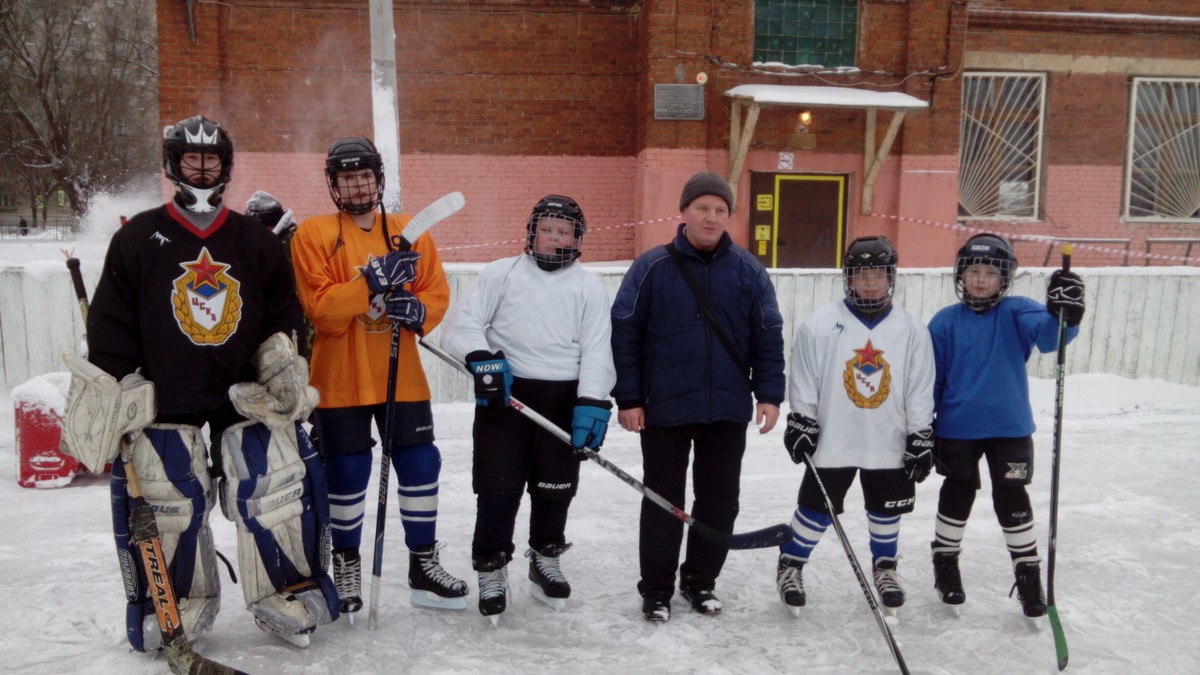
[229,332,319,427]
[61,352,156,473]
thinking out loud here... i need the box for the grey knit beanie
[679,171,734,212]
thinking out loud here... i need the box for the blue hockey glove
[904,428,935,483]
[570,398,613,458]
[384,290,426,332]
[783,413,819,465]
[1046,270,1085,327]
[363,250,421,294]
[466,350,512,409]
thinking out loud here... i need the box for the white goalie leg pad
[222,420,337,637]
[126,424,221,641]
[62,352,156,472]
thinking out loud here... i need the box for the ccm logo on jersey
[884,497,915,509]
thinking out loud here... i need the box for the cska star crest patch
[843,338,891,409]
[358,292,393,332]
[171,247,242,345]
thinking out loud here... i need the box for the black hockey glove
[384,290,426,332]
[1046,270,1085,327]
[570,398,613,458]
[904,428,935,483]
[466,350,512,409]
[783,413,819,465]
[363,250,421,294]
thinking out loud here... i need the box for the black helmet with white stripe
[842,235,897,313]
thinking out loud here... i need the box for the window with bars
[958,73,1046,220]
[1126,78,1200,222]
[753,0,858,68]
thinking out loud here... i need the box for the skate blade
[487,614,501,627]
[943,603,962,618]
[256,618,313,649]
[1024,615,1045,630]
[343,610,358,625]
[883,609,900,627]
[410,589,468,611]
[529,585,568,611]
[785,604,801,618]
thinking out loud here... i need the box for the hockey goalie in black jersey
[61,115,338,654]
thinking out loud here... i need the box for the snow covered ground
[3,374,1199,675]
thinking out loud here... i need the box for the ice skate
[249,582,332,649]
[332,548,362,622]
[1010,557,1047,619]
[409,542,469,611]
[526,543,572,611]
[932,544,966,614]
[873,556,905,614]
[475,554,508,626]
[776,554,806,617]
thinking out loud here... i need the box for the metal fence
[0,216,76,240]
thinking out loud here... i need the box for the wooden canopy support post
[861,108,906,214]
[727,97,761,210]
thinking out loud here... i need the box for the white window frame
[1124,77,1200,223]
[957,72,1046,221]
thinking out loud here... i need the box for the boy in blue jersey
[927,233,1085,618]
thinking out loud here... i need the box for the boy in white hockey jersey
[776,236,935,615]
[440,195,616,622]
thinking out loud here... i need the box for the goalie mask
[325,137,384,216]
[842,235,897,314]
[526,195,586,271]
[163,116,234,214]
[955,233,1017,312]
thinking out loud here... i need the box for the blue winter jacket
[610,224,786,427]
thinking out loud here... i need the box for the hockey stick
[419,338,792,551]
[1047,245,1073,671]
[367,192,465,631]
[63,254,245,675]
[802,455,909,675]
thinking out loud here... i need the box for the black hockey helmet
[954,233,1017,311]
[162,116,234,213]
[842,235,897,313]
[324,137,384,215]
[526,195,586,271]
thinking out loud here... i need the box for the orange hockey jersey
[291,211,450,407]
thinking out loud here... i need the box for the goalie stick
[1047,245,1073,671]
[63,252,246,675]
[419,338,792,551]
[368,191,466,631]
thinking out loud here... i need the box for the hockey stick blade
[396,191,465,249]
[419,338,790,551]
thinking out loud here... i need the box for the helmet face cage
[525,195,586,271]
[162,116,234,213]
[842,235,897,313]
[954,234,1018,311]
[324,137,384,215]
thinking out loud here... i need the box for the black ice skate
[332,548,362,621]
[873,556,905,612]
[474,554,509,626]
[526,543,572,610]
[776,554,807,617]
[932,544,966,612]
[409,542,468,611]
[1010,558,1047,618]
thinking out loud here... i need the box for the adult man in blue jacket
[611,171,786,622]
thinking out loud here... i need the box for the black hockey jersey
[87,203,303,415]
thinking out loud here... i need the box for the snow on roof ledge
[725,84,929,111]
